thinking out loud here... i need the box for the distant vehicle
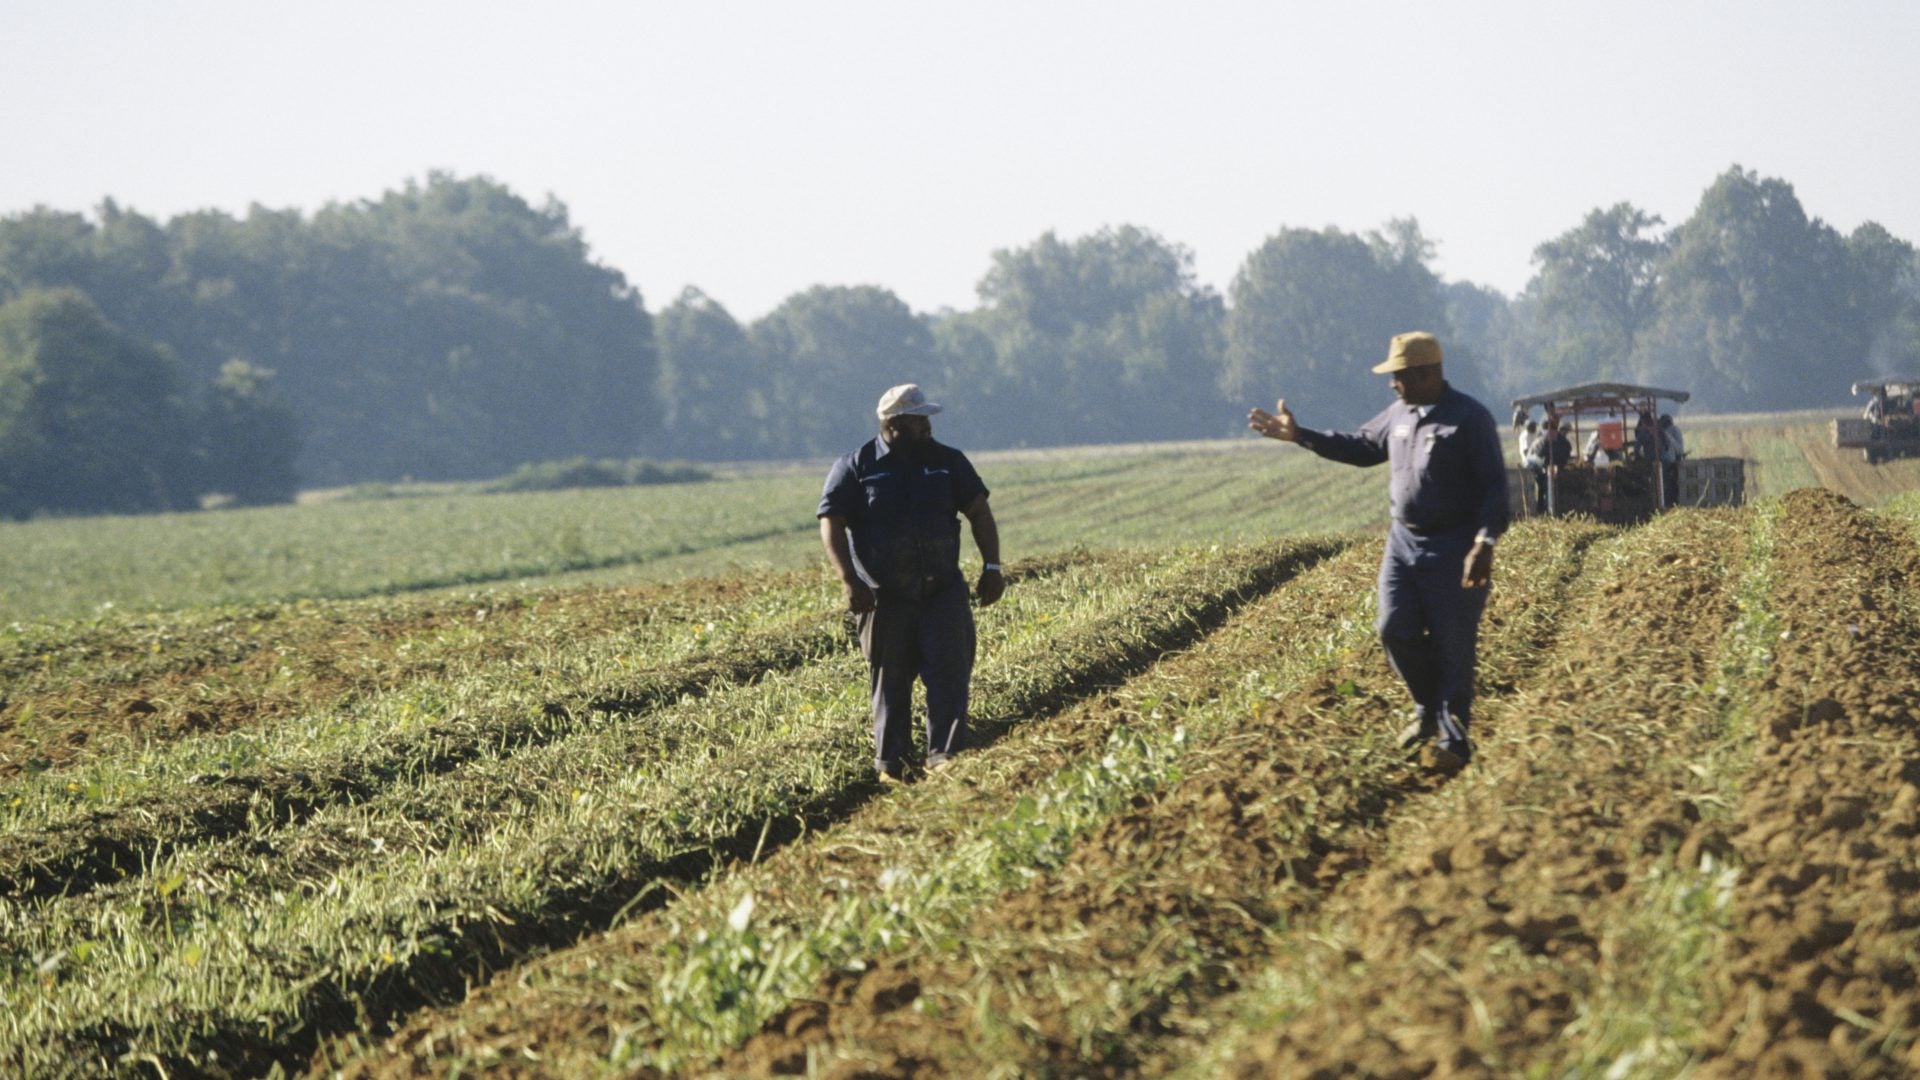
[1832,377,1920,464]
[1511,382,1744,523]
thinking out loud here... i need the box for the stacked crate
[1678,457,1746,507]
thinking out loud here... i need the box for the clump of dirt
[1694,488,1920,1078]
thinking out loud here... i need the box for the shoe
[927,753,956,773]
[877,765,906,785]
[1398,715,1436,750]
[1425,742,1472,772]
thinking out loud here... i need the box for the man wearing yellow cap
[1248,332,1508,769]
[819,384,1004,784]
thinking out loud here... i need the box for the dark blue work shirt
[818,437,989,598]
[1294,385,1510,540]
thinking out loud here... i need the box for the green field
[5,423,1920,1078]
[0,440,1394,623]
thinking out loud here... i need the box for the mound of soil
[1695,488,1920,1078]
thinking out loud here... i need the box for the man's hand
[976,567,1005,607]
[1248,399,1299,442]
[842,578,875,615]
[1462,540,1494,590]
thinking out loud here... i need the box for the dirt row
[312,539,1391,1079]
[704,518,1623,1077]
[1694,488,1920,1078]
[316,520,1602,1078]
[1221,508,1750,1077]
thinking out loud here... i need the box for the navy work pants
[1376,523,1489,755]
[857,576,975,772]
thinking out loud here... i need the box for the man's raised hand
[1248,399,1299,443]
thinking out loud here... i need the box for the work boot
[1424,741,1473,773]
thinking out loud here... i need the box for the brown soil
[1221,509,1748,1078]
[1694,488,1920,1078]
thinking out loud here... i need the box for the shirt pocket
[862,471,905,511]
[910,466,959,514]
[1419,425,1463,475]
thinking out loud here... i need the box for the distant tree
[654,286,773,460]
[1444,280,1528,402]
[1843,223,1920,375]
[199,359,299,505]
[751,285,935,457]
[1525,203,1666,383]
[969,226,1226,444]
[0,289,197,518]
[1223,220,1452,430]
[1638,167,1863,409]
[0,174,661,486]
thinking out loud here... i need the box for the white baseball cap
[876,383,943,419]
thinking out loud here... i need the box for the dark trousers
[1376,523,1489,753]
[857,576,975,772]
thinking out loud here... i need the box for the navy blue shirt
[1294,385,1510,540]
[818,437,989,597]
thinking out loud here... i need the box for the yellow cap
[1371,331,1444,374]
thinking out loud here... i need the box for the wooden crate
[1679,457,1745,507]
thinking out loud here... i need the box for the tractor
[1831,377,1920,464]
[1511,382,1744,523]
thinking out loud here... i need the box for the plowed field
[6,489,1920,1078]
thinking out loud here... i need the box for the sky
[5,0,1918,321]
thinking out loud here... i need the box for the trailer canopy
[1511,383,1691,411]
[1852,377,1920,395]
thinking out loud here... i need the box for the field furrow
[0,540,1338,1077]
[311,536,1388,1079]
[321,518,1595,1078]
[1693,488,1920,1078]
[0,570,819,780]
[1194,507,1751,1078]
[0,575,860,901]
[676,517,1609,1078]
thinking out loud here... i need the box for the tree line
[1,165,1915,519]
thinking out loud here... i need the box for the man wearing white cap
[1247,332,1508,770]
[818,384,1004,783]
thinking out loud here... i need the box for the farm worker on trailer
[1658,414,1685,508]
[1248,332,1509,769]
[818,384,1004,784]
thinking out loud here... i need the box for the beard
[889,435,939,465]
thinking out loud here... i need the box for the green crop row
[319,518,1602,1078]
[0,474,823,621]
[0,568,839,788]
[0,539,1334,1076]
[0,553,1124,903]
[0,606,847,902]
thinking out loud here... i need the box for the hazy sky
[6,1,1917,320]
